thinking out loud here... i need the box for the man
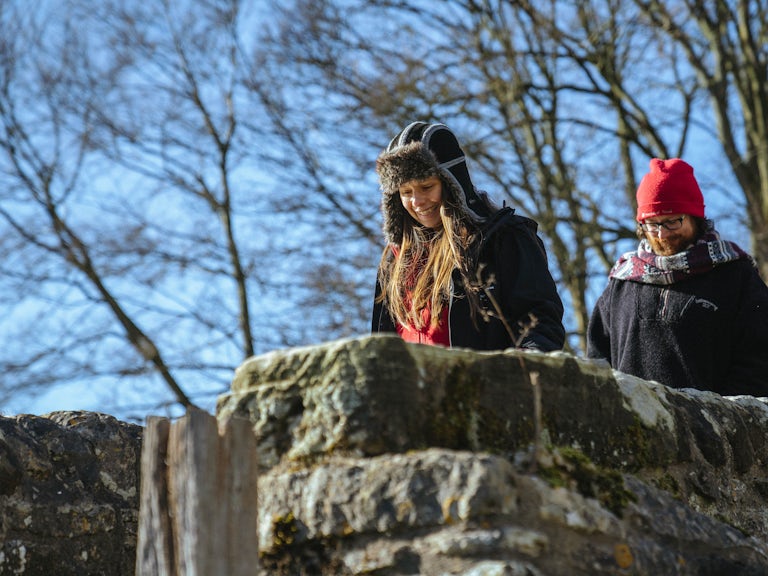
[587,158,768,396]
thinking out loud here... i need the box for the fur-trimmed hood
[376,122,491,244]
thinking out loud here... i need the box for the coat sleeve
[371,271,396,335]
[586,285,612,362]
[495,220,565,351]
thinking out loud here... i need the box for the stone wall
[2,335,768,575]
[218,335,768,575]
[0,411,141,576]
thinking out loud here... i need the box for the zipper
[659,288,669,319]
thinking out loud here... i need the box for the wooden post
[136,416,174,574]
[136,408,259,576]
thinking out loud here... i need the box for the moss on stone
[605,413,672,472]
[540,446,637,517]
[652,472,681,498]
[428,362,480,450]
[270,511,299,550]
[426,358,539,456]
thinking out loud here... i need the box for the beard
[646,233,695,256]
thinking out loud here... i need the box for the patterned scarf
[610,224,753,285]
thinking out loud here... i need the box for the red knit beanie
[636,158,705,221]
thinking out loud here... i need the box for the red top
[396,297,450,346]
[390,244,451,346]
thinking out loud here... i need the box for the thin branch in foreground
[474,266,545,472]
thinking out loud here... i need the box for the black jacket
[372,208,565,352]
[587,259,768,396]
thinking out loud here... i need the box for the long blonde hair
[377,191,486,330]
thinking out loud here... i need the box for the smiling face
[641,213,698,256]
[399,176,444,230]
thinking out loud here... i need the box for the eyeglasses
[640,216,686,232]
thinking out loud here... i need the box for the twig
[475,266,544,472]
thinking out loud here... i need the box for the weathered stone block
[218,335,681,469]
[217,335,768,573]
[0,411,141,576]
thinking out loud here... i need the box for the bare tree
[259,0,655,351]
[633,0,768,278]
[0,0,380,417]
[0,1,199,411]
[80,0,261,358]
[501,0,768,283]
[3,0,764,417]
[0,0,372,414]
[261,0,765,352]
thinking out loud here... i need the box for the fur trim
[376,122,490,244]
[376,141,439,196]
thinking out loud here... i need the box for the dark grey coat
[587,259,768,396]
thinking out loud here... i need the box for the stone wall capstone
[217,334,768,575]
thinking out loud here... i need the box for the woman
[372,122,565,351]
